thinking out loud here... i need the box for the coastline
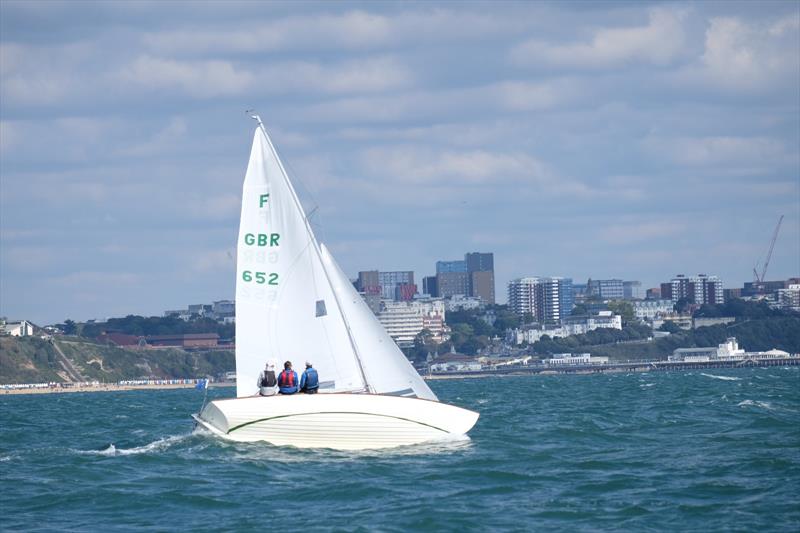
[0,382,235,396]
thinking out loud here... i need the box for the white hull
[194,394,479,450]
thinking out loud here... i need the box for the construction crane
[753,215,784,286]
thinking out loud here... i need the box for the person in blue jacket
[300,361,319,394]
[277,361,298,394]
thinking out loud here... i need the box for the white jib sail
[320,244,439,401]
[235,128,365,397]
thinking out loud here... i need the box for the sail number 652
[242,271,278,285]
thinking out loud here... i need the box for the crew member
[257,361,278,396]
[277,361,298,394]
[300,361,319,394]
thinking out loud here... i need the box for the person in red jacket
[277,361,298,394]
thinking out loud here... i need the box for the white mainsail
[235,128,365,397]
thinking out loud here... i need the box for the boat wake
[77,434,191,457]
[700,373,742,381]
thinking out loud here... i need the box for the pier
[426,356,800,379]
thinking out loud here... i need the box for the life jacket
[303,368,319,390]
[278,369,296,388]
[261,370,276,388]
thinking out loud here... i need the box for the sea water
[1,367,798,532]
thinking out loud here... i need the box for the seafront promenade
[4,357,799,393]
[0,379,232,396]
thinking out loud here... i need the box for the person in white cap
[257,361,278,396]
[299,361,319,394]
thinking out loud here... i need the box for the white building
[633,299,673,321]
[1,320,34,336]
[776,284,800,311]
[669,337,745,362]
[377,298,448,348]
[545,353,609,366]
[506,312,622,345]
[445,295,483,312]
[507,277,571,323]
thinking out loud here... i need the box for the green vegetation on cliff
[0,337,234,384]
[77,315,234,340]
[535,317,800,362]
[0,337,64,383]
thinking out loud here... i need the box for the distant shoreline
[0,382,235,396]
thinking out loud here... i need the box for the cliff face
[0,336,234,384]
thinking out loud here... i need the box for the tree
[571,303,588,316]
[62,319,77,335]
[673,297,692,314]
[607,300,634,324]
[659,321,682,334]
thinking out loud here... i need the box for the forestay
[320,244,438,401]
[235,128,365,397]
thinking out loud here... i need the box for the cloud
[257,56,414,94]
[0,42,94,106]
[676,13,800,91]
[599,220,688,245]
[47,271,142,288]
[3,246,59,271]
[510,7,688,69]
[117,117,187,157]
[141,8,523,55]
[142,10,393,54]
[359,145,551,185]
[643,135,787,167]
[297,78,579,124]
[119,55,254,98]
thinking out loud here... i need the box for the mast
[249,114,373,393]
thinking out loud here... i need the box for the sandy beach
[0,382,234,396]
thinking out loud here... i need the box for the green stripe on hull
[227,411,450,434]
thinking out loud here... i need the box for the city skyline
[2,1,798,325]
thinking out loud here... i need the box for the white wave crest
[77,434,189,457]
[700,373,742,381]
[737,400,773,410]
[640,383,655,388]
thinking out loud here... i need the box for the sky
[1,0,799,325]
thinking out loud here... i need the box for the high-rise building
[356,270,382,313]
[777,284,800,311]
[465,252,494,273]
[646,287,662,300]
[422,276,438,297]
[437,271,469,298]
[470,271,495,304]
[465,252,495,304]
[377,271,414,300]
[377,299,448,348]
[433,252,495,303]
[661,274,724,306]
[356,271,380,295]
[436,260,466,273]
[394,283,418,302]
[508,277,573,323]
[588,279,624,300]
[623,281,643,300]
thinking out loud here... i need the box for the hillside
[0,336,234,384]
[535,317,800,362]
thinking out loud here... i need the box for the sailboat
[193,116,479,450]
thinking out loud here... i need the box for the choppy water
[2,368,799,532]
